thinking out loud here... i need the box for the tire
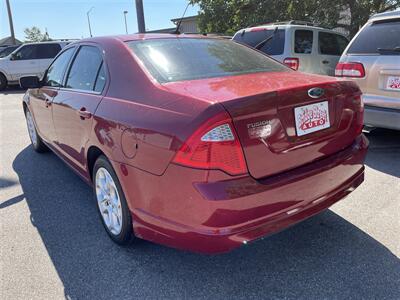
[0,73,7,91]
[25,109,48,153]
[93,155,134,245]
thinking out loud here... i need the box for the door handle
[78,107,92,120]
[322,60,330,64]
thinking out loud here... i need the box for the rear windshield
[233,29,285,55]
[347,19,400,55]
[127,38,289,83]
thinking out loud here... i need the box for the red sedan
[20,34,368,254]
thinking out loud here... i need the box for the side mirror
[20,76,42,89]
[10,53,16,61]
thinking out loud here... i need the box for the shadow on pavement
[0,86,25,95]
[12,146,400,299]
[364,129,400,177]
[0,177,18,189]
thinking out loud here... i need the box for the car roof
[370,10,400,22]
[235,24,345,35]
[115,33,212,42]
[22,41,70,46]
[73,33,219,46]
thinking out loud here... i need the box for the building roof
[145,27,176,34]
[0,36,22,46]
[171,15,198,24]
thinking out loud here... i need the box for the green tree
[24,26,52,42]
[190,0,400,37]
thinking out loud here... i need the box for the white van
[233,21,349,76]
[0,41,69,90]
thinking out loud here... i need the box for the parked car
[233,20,349,76]
[336,11,400,130]
[0,45,20,58]
[20,34,367,254]
[0,41,69,90]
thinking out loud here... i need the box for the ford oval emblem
[308,87,325,99]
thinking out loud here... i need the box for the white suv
[0,41,69,90]
[233,21,349,76]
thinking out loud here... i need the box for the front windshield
[127,38,289,83]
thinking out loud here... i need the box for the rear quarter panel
[88,38,219,176]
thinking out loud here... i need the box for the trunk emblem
[247,120,272,139]
[308,87,325,99]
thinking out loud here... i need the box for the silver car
[336,11,400,130]
[233,21,349,76]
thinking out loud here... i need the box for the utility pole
[5,0,16,45]
[123,11,128,34]
[87,6,94,37]
[135,0,146,33]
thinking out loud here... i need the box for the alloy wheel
[95,167,123,235]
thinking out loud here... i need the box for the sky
[1,0,199,40]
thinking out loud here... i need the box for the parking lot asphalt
[1,88,399,300]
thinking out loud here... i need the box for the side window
[65,46,103,91]
[37,44,62,59]
[94,63,106,93]
[13,45,39,60]
[319,32,349,56]
[294,30,313,54]
[44,47,75,87]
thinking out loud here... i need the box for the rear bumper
[126,135,368,254]
[364,105,400,130]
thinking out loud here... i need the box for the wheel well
[0,71,7,84]
[87,146,105,180]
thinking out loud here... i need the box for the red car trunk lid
[163,72,363,179]
[222,81,363,178]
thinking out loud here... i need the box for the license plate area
[386,76,400,91]
[294,101,331,136]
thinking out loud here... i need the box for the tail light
[173,112,247,175]
[335,62,365,78]
[283,58,299,70]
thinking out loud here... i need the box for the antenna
[173,3,190,34]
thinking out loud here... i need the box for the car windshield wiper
[254,27,278,50]
[377,46,400,53]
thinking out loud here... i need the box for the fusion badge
[247,120,272,139]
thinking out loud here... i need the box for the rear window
[127,38,289,83]
[294,30,314,54]
[347,19,400,54]
[319,32,348,56]
[233,29,285,55]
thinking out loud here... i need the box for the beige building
[149,15,199,34]
[171,15,199,33]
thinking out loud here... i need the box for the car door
[7,44,41,81]
[28,47,76,143]
[318,31,349,76]
[51,44,107,173]
[37,43,62,79]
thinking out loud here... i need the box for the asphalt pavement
[1,88,399,299]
